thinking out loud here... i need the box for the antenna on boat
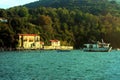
[102,39,104,43]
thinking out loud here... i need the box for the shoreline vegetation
[1,0,120,49]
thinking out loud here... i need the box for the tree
[0,9,7,17]
[38,15,52,25]
[18,7,29,17]
[10,18,24,33]
[0,25,15,48]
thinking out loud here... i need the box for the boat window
[89,44,93,48]
[84,45,87,48]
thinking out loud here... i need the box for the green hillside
[0,0,120,49]
[24,0,120,15]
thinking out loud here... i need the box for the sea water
[0,50,120,80]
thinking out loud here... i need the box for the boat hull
[83,47,112,52]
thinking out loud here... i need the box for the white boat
[83,40,112,52]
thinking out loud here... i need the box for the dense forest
[0,0,120,49]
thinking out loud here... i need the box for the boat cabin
[84,43,110,48]
[84,44,99,48]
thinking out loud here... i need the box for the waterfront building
[50,40,60,47]
[0,18,8,23]
[44,40,73,50]
[17,34,44,49]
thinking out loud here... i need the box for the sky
[0,0,38,9]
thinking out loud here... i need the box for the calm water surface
[0,50,120,80]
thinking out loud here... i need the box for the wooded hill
[25,0,120,16]
[0,0,120,49]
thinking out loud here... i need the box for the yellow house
[17,34,44,49]
[50,40,60,47]
[44,39,73,50]
[44,40,60,50]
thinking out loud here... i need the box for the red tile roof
[40,41,44,45]
[50,40,59,42]
[18,34,39,36]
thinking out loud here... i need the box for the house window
[35,37,39,42]
[29,39,33,42]
[23,39,27,42]
[29,38,34,42]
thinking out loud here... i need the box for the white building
[0,18,8,23]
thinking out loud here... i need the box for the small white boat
[83,39,112,52]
